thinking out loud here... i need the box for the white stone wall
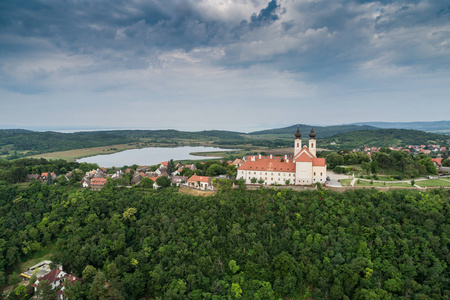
[312,165,327,184]
[309,139,316,157]
[294,138,302,156]
[238,169,295,185]
[295,161,313,185]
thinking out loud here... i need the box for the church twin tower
[294,126,316,157]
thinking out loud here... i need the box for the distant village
[25,159,246,192]
[351,144,447,156]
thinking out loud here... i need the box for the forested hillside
[1,183,449,299]
[1,126,448,160]
[0,130,137,154]
[320,129,448,149]
[248,124,377,138]
[352,121,450,134]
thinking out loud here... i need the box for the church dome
[295,126,301,139]
[309,127,316,138]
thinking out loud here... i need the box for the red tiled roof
[40,172,55,178]
[100,167,107,173]
[188,174,211,183]
[64,274,82,285]
[238,157,296,172]
[160,161,168,166]
[294,152,313,162]
[294,147,313,160]
[90,178,107,185]
[432,158,443,165]
[33,269,63,287]
[232,159,244,165]
[312,157,326,167]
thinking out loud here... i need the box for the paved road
[327,171,352,187]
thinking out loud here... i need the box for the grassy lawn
[416,179,450,187]
[355,180,413,187]
[19,244,57,271]
[340,179,353,186]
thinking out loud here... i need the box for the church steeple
[309,127,316,138]
[308,127,316,157]
[295,125,302,139]
[294,125,302,156]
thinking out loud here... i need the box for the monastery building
[237,127,327,185]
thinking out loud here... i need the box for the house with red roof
[39,172,57,183]
[32,265,81,300]
[432,158,443,168]
[90,178,107,191]
[231,158,244,167]
[187,174,214,190]
[237,127,326,185]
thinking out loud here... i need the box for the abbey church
[237,127,327,185]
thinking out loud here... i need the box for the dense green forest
[320,129,449,150]
[1,182,449,299]
[351,121,450,134]
[324,149,437,178]
[0,130,137,156]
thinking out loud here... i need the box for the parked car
[326,176,331,181]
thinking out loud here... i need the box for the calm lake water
[76,146,239,167]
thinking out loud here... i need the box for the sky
[1,0,449,132]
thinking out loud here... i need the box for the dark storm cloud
[1,0,450,85]
[249,0,281,28]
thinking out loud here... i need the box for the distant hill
[319,128,449,149]
[0,129,247,158]
[248,124,378,138]
[351,121,450,134]
[1,125,449,160]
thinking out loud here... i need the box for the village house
[432,158,443,168]
[137,166,150,173]
[111,170,124,179]
[20,260,53,281]
[237,127,326,185]
[39,172,57,183]
[90,178,107,191]
[231,158,244,167]
[145,171,158,178]
[131,173,143,185]
[187,174,214,190]
[31,263,81,300]
[172,175,188,186]
[81,177,90,188]
[172,168,183,176]
[184,164,197,171]
[26,174,40,182]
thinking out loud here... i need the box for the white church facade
[237,127,327,185]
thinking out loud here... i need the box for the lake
[76,146,239,167]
